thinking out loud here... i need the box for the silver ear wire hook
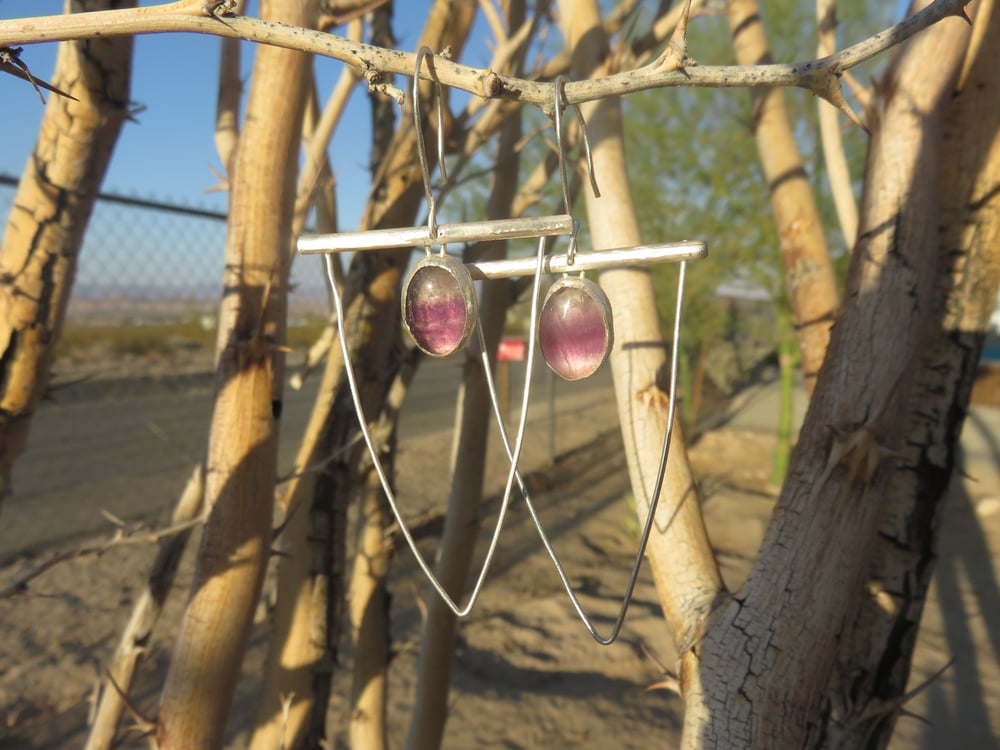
[552,76,600,268]
[413,46,448,244]
[553,76,574,222]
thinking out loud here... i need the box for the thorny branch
[0,45,76,102]
[0,515,203,599]
[0,0,974,116]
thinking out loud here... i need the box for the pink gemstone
[539,279,613,380]
[403,262,474,357]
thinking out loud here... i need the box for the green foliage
[623,0,890,355]
[625,79,779,353]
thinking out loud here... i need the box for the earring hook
[552,76,601,267]
[413,46,448,243]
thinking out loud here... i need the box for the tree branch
[816,0,859,248]
[1,0,974,109]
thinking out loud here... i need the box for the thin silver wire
[413,46,447,243]
[552,76,578,267]
[552,75,600,269]
[477,260,687,645]
[322,232,549,617]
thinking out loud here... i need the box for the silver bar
[467,240,707,280]
[297,214,574,254]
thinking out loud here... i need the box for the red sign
[497,337,526,362]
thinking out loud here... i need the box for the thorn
[43,373,94,401]
[950,7,973,25]
[124,102,147,125]
[410,579,428,622]
[640,642,681,695]
[809,68,870,135]
[656,0,695,74]
[104,667,159,733]
[0,46,78,103]
[645,676,682,695]
[100,509,128,528]
[854,658,954,727]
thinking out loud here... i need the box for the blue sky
[0,1,499,299]
[0,1,501,231]
[4,3,372,230]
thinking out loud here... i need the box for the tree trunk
[253,5,475,747]
[820,2,1000,746]
[156,2,317,748]
[682,5,974,746]
[770,304,795,488]
[348,448,396,750]
[0,0,135,517]
[248,59,356,750]
[727,0,839,391]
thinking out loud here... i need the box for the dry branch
[404,8,526,741]
[0,0,974,110]
[816,0,859,248]
[0,513,202,601]
[213,0,245,177]
[84,465,205,750]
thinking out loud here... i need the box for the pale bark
[247,78,350,750]
[213,0,244,176]
[0,0,135,516]
[84,465,204,750]
[816,0,859,248]
[247,334,350,750]
[683,6,973,747]
[727,0,839,390]
[156,2,317,748]
[821,2,999,746]
[560,0,724,656]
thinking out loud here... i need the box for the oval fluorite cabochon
[402,254,478,357]
[538,276,614,381]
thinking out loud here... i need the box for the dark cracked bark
[820,2,1000,745]
[682,4,976,746]
[0,0,135,517]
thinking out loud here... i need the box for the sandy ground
[1,375,998,749]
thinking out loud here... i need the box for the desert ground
[1,359,998,749]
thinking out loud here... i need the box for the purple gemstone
[404,264,472,356]
[539,280,612,381]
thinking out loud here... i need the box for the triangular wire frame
[321,231,555,618]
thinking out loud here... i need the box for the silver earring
[402,252,478,357]
[538,78,612,380]
[539,274,613,380]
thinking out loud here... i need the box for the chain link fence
[0,174,331,393]
[0,173,329,324]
